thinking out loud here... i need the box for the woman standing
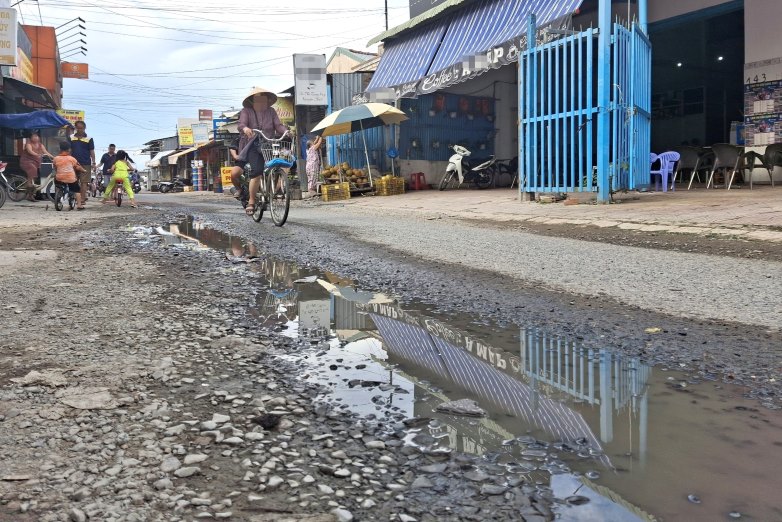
[19,132,53,201]
[305,135,323,197]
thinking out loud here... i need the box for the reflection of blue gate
[520,15,651,201]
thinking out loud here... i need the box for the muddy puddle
[149,217,781,522]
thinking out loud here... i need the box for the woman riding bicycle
[234,87,287,216]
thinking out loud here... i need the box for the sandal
[77,206,86,211]
[245,204,255,216]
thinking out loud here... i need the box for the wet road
[151,210,782,522]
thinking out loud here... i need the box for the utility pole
[384,0,388,30]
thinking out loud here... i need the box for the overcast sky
[17,0,408,157]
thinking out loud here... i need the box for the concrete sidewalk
[335,186,782,242]
[160,184,782,242]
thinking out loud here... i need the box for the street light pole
[384,0,388,31]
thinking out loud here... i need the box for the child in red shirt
[53,141,87,209]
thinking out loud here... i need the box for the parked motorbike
[158,177,191,193]
[130,171,142,193]
[439,145,494,190]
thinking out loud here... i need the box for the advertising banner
[0,9,18,67]
[293,54,327,106]
[56,109,85,125]
[198,109,213,121]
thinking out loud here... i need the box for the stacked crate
[375,176,405,196]
[321,182,351,202]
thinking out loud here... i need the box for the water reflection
[166,219,781,522]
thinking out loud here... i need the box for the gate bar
[597,0,611,202]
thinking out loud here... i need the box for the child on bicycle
[53,141,86,210]
[102,150,137,208]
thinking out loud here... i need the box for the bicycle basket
[259,138,295,167]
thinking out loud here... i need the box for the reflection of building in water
[520,329,651,451]
[370,313,612,469]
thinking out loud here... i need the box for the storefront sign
[191,122,209,143]
[61,62,89,79]
[0,9,18,67]
[198,109,213,121]
[366,17,570,100]
[293,54,327,106]
[178,127,194,146]
[272,96,295,126]
[56,109,85,125]
[220,166,233,185]
[177,117,198,146]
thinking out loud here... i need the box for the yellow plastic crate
[321,182,351,202]
[376,176,405,196]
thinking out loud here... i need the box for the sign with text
[220,166,233,185]
[0,9,18,67]
[61,62,89,79]
[191,122,209,143]
[56,109,85,126]
[293,54,327,106]
[272,96,295,126]
[177,118,198,146]
[198,109,213,121]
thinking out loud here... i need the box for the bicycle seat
[266,158,293,169]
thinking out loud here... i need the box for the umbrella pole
[360,120,373,188]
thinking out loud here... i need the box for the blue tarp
[0,110,70,130]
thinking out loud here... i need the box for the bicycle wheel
[116,191,122,207]
[269,168,290,227]
[54,187,63,211]
[439,171,455,191]
[43,180,56,202]
[7,175,28,202]
[68,193,76,210]
[251,197,264,222]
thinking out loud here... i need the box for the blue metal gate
[520,27,599,193]
[520,17,651,200]
[612,23,652,191]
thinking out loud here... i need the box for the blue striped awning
[428,0,583,73]
[366,17,450,92]
[366,0,582,94]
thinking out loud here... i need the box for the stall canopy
[366,0,583,98]
[2,77,57,108]
[146,149,175,168]
[0,110,69,129]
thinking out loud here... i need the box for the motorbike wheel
[7,175,28,202]
[439,171,455,191]
[475,167,494,190]
[54,187,63,211]
[159,185,170,194]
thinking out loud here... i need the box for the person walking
[69,121,95,206]
[97,144,117,190]
[305,135,323,197]
[19,132,53,201]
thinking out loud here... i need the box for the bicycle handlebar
[252,129,291,141]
